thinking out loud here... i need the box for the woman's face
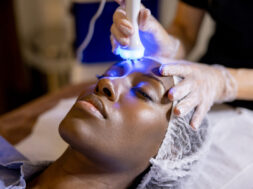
[59,58,174,173]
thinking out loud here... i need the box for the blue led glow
[131,60,146,70]
[116,47,144,60]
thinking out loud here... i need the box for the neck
[29,147,136,189]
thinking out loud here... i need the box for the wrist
[213,65,238,103]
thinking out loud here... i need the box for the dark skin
[28,58,174,189]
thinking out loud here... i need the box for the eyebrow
[141,74,166,91]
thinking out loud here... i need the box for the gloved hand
[159,60,238,129]
[111,0,180,58]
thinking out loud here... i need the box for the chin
[59,115,89,147]
[58,117,77,146]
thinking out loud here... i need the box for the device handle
[125,0,142,50]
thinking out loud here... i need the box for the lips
[78,94,107,119]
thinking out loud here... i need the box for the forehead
[107,58,174,90]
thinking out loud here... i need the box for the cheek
[127,105,167,150]
[113,99,168,168]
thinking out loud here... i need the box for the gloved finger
[174,93,199,116]
[118,22,134,36]
[138,8,151,31]
[110,34,119,53]
[190,103,208,129]
[118,20,134,37]
[113,8,133,36]
[110,24,129,46]
[159,62,193,77]
[168,78,194,101]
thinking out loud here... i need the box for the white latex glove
[110,0,180,59]
[159,60,238,129]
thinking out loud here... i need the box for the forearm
[228,68,253,100]
[145,13,186,59]
[166,1,205,59]
[167,26,194,59]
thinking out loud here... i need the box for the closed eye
[132,88,153,102]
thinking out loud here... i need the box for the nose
[95,78,117,101]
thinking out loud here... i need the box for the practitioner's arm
[167,1,205,57]
[228,68,253,100]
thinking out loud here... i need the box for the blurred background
[0,0,214,115]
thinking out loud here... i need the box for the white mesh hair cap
[137,76,210,189]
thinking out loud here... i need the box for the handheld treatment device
[116,0,145,60]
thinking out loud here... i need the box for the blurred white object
[25,28,73,73]
[15,0,74,43]
[24,28,75,91]
[15,0,75,91]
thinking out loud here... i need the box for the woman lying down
[0,58,209,189]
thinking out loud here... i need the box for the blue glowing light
[116,47,144,60]
[131,60,146,70]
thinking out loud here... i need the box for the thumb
[110,34,119,54]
